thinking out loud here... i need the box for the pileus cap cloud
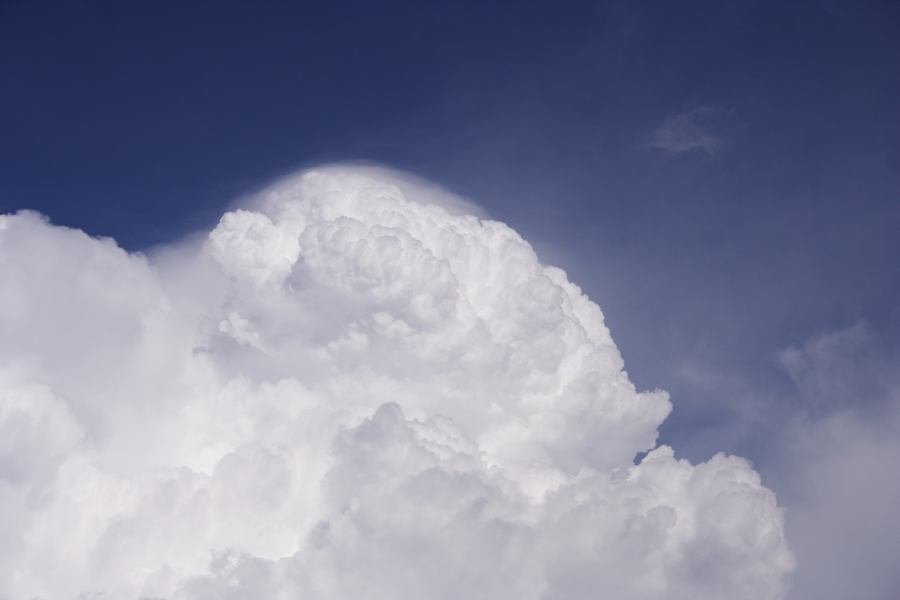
[0,166,794,598]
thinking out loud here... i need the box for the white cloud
[650,106,730,155]
[0,166,793,598]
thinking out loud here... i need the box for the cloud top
[0,166,793,598]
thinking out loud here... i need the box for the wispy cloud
[649,106,732,155]
[777,322,891,415]
[774,323,900,600]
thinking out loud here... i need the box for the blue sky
[4,0,897,455]
[2,2,899,597]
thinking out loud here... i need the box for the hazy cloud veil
[0,166,794,599]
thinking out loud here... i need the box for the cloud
[629,318,900,600]
[777,322,892,415]
[783,408,900,600]
[649,106,731,155]
[0,166,793,598]
[773,324,900,600]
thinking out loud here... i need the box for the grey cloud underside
[0,167,793,599]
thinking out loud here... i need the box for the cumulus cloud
[0,166,793,598]
[650,106,731,155]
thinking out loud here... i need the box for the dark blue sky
[3,0,899,464]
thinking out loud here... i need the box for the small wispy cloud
[650,106,731,155]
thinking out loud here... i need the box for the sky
[1,1,899,598]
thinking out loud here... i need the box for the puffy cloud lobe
[0,166,793,598]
